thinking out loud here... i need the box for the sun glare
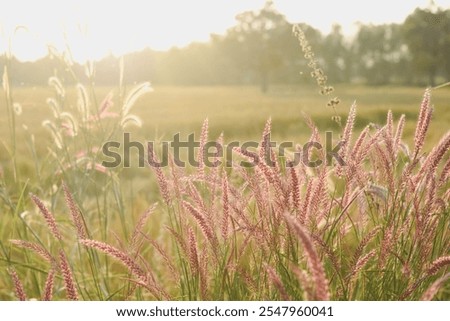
[0,0,449,62]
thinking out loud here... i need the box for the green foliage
[403,7,450,86]
[353,24,409,85]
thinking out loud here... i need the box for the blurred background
[1,0,449,88]
[1,0,450,152]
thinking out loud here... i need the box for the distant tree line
[2,2,450,91]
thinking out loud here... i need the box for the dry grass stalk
[423,174,437,218]
[351,227,380,269]
[259,118,272,159]
[140,234,179,283]
[237,267,257,293]
[289,164,301,213]
[420,272,450,300]
[62,182,87,239]
[284,214,330,300]
[400,255,450,300]
[207,133,224,207]
[169,155,183,201]
[80,239,147,283]
[311,233,341,276]
[289,263,314,300]
[307,169,327,222]
[265,264,290,300]
[198,118,208,179]
[199,248,209,300]
[439,157,450,186]
[221,173,230,240]
[59,250,78,300]
[182,201,217,249]
[10,240,55,265]
[165,226,187,254]
[129,204,157,251]
[348,249,376,281]
[188,227,199,275]
[383,110,395,163]
[358,127,384,163]
[30,193,62,241]
[338,102,357,174]
[394,114,406,158]
[418,132,450,179]
[300,180,313,224]
[42,268,56,301]
[147,144,171,205]
[187,180,210,225]
[413,89,432,159]
[292,24,339,115]
[399,278,424,300]
[131,270,170,300]
[426,256,450,276]
[122,82,152,116]
[351,126,369,161]
[374,143,394,192]
[378,226,394,269]
[8,267,27,301]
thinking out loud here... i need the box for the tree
[221,1,292,92]
[403,7,450,86]
[353,23,408,85]
[321,24,351,83]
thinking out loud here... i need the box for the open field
[3,84,450,145]
[0,84,449,300]
[2,84,449,189]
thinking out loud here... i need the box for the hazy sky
[0,0,449,62]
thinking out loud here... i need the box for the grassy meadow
[0,81,449,300]
[4,84,450,147]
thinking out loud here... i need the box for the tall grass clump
[1,25,449,301]
[0,46,154,300]
[5,89,449,300]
